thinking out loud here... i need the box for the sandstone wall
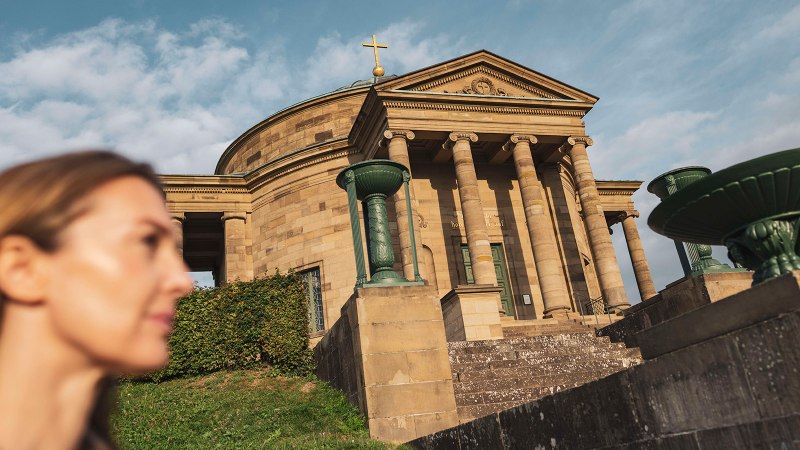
[220,91,367,174]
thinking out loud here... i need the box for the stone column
[448,132,498,288]
[170,212,185,257]
[221,212,250,284]
[619,211,658,301]
[507,134,571,316]
[566,136,630,310]
[384,129,426,281]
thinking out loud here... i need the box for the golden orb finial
[362,34,388,78]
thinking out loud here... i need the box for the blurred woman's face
[42,176,193,374]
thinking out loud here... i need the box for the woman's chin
[106,348,170,376]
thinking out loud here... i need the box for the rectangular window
[300,267,324,334]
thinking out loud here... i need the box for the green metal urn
[647,166,732,275]
[337,160,421,287]
[649,148,800,285]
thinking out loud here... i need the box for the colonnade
[383,129,657,314]
[171,211,253,285]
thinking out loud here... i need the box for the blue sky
[1,1,799,299]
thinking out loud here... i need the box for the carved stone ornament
[461,77,509,96]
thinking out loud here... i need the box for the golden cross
[362,34,388,77]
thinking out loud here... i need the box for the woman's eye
[143,233,160,250]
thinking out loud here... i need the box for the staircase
[448,317,642,423]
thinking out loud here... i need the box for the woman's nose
[166,250,194,297]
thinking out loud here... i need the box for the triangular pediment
[376,50,597,104]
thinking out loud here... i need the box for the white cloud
[0,18,277,174]
[302,20,466,98]
[755,3,800,41]
[0,18,461,174]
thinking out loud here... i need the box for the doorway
[461,243,515,316]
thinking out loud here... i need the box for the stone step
[448,344,634,366]
[447,333,601,351]
[457,401,523,423]
[453,356,638,382]
[452,368,619,394]
[502,326,590,336]
[448,333,611,355]
[462,347,638,370]
[455,385,575,407]
[447,325,643,422]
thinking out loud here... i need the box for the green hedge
[148,272,314,381]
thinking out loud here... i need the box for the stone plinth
[599,271,753,348]
[314,285,458,443]
[638,270,800,359]
[440,286,504,342]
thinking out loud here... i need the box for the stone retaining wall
[409,272,800,449]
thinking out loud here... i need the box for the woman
[0,151,194,449]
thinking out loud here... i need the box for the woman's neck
[0,304,105,450]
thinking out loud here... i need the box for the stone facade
[163,50,662,441]
[163,50,653,325]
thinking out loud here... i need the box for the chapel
[162,49,657,340]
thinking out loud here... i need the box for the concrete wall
[408,271,800,449]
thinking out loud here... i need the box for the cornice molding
[163,186,249,194]
[598,190,638,196]
[383,100,585,117]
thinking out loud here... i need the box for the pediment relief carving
[407,66,565,100]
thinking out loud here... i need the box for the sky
[1,0,799,300]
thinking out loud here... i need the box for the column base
[608,304,631,315]
[542,306,571,319]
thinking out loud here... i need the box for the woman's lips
[149,312,175,333]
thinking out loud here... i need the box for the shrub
[147,272,314,381]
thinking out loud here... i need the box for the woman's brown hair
[0,150,162,253]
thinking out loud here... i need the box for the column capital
[567,136,594,147]
[509,134,538,145]
[617,210,640,221]
[383,129,415,141]
[448,131,478,144]
[221,212,247,222]
[503,134,538,152]
[170,212,186,222]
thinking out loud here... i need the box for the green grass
[112,368,405,449]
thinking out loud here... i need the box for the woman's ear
[0,236,48,305]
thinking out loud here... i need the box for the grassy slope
[113,368,404,450]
